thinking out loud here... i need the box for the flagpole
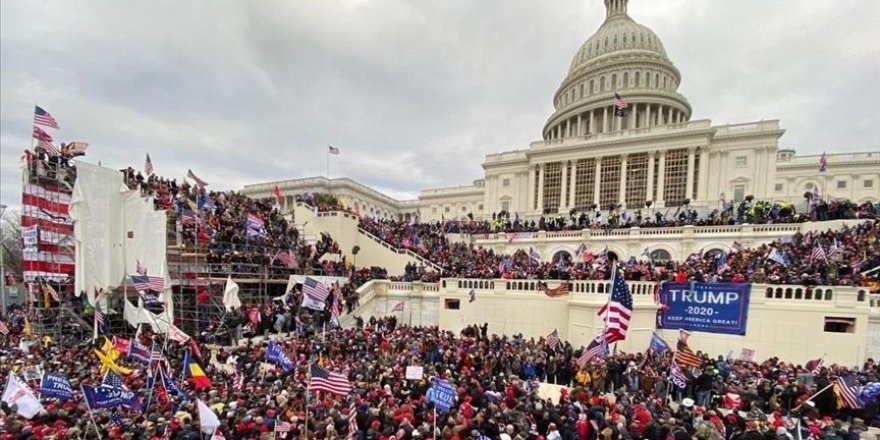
[143,341,157,411]
[81,385,104,440]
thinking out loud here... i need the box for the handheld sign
[426,379,456,413]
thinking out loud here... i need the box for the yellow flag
[99,337,120,362]
[23,318,33,336]
[94,348,133,375]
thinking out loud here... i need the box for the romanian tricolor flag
[183,350,212,389]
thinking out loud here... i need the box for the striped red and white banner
[21,182,74,282]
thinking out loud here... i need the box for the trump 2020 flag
[40,372,76,401]
[649,332,670,353]
[3,372,45,418]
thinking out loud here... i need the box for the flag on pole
[347,400,358,439]
[187,169,209,187]
[805,357,824,375]
[308,363,352,395]
[810,245,827,264]
[145,154,154,175]
[2,371,45,419]
[613,92,629,116]
[818,152,828,172]
[545,329,562,352]
[197,399,221,434]
[468,288,476,303]
[528,247,541,263]
[649,331,670,353]
[833,377,863,409]
[183,351,212,389]
[673,329,702,368]
[223,275,241,312]
[576,332,608,367]
[597,268,633,343]
[328,145,340,155]
[303,276,330,302]
[272,185,284,205]
[391,301,404,312]
[574,243,587,257]
[34,105,60,129]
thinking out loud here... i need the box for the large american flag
[810,245,827,264]
[34,105,60,129]
[597,269,633,343]
[309,363,351,395]
[131,274,165,292]
[303,276,330,302]
[347,400,358,439]
[186,169,209,187]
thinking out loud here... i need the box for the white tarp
[284,275,349,295]
[223,276,241,312]
[71,162,170,316]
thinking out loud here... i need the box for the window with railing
[663,148,689,206]
[599,155,621,209]
[574,158,596,209]
[542,162,563,212]
[625,153,649,207]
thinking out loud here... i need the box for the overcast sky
[2,0,878,211]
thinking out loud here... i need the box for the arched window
[623,72,629,88]
[579,84,584,98]
[649,249,672,261]
[655,74,660,87]
[611,74,617,89]
[600,77,606,91]
[590,80,595,94]
[663,76,667,88]
[635,72,640,87]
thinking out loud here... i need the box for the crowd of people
[437,200,879,236]
[360,216,880,287]
[2,318,878,440]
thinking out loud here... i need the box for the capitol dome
[542,0,692,141]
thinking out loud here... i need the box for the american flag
[828,239,843,258]
[246,213,264,232]
[232,369,244,391]
[834,376,863,409]
[33,126,53,142]
[272,250,297,269]
[34,105,60,129]
[596,268,633,343]
[272,185,284,204]
[131,274,165,292]
[331,293,341,320]
[576,332,608,367]
[613,92,629,109]
[303,277,330,302]
[102,371,129,390]
[810,245,827,264]
[0,320,9,335]
[673,329,703,368]
[545,329,562,352]
[180,208,202,225]
[806,357,824,375]
[391,301,405,312]
[275,420,293,433]
[328,145,340,155]
[347,400,358,439]
[109,410,126,427]
[145,153,154,175]
[309,363,352,395]
[818,152,828,172]
[186,169,209,187]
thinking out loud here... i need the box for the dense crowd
[439,201,879,236]
[361,216,880,287]
[2,318,878,440]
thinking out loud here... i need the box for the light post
[0,203,7,317]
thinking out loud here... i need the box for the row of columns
[547,103,687,140]
[532,147,703,212]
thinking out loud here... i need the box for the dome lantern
[605,0,628,19]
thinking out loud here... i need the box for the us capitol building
[245,0,879,221]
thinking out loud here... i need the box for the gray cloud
[2,0,878,210]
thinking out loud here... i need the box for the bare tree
[1,210,22,278]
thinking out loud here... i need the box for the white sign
[22,226,39,253]
[405,366,424,380]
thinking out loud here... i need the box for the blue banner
[40,373,76,401]
[426,379,456,413]
[657,282,751,335]
[81,384,141,411]
[266,341,294,373]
